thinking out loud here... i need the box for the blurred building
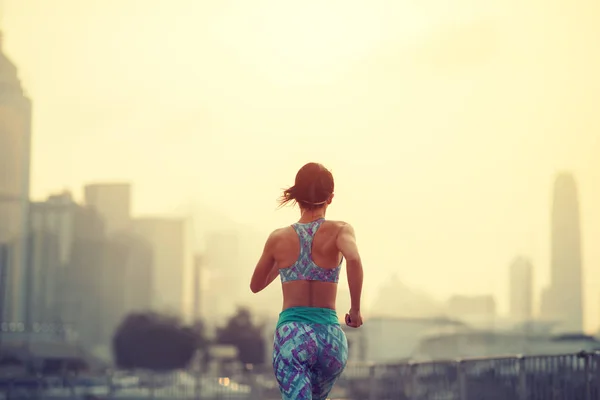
[132,217,191,318]
[28,192,106,346]
[370,275,443,319]
[342,316,468,364]
[28,190,155,359]
[540,173,583,333]
[26,212,62,328]
[108,233,154,315]
[92,234,154,353]
[84,183,132,234]
[83,182,153,332]
[509,256,533,322]
[446,295,497,329]
[0,30,32,324]
[202,231,243,325]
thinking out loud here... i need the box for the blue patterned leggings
[272,322,348,400]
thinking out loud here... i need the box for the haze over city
[2,0,600,334]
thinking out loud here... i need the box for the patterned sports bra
[279,218,343,284]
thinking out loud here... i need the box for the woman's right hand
[345,309,363,328]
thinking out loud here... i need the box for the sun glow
[208,1,429,87]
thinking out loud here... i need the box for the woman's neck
[298,208,326,223]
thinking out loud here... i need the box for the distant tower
[509,256,533,322]
[84,183,132,234]
[543,173,583,332]
[0,28,33,324]
[131,217,189,317]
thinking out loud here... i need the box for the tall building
[509,256,533,322]
[30,191,156,351]
[106,232,154,314]
[541,173,583,332]
[29,192,107,344]
[26,214,62,328]
[0,31,32,324]
[83,182,153,312]
[84,183,132,234]
[203,231,242,324]
[82,183,154,350]
[132,218,191,318]
[96,233,153,348]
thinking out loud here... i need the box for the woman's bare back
[271,220,346,310]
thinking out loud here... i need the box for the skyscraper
[509,256,533,322]
[541,173,583,332]
[0,31,32,324]
[84,183,132,234]
[29,192,107,344]
[83,182,154,340]
[132,217,191,318]
[203,231,242,324]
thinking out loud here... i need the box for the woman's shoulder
[267,225,297,241]
[268,226,292,238]
[324,220,354,235]
[325,219,352,228]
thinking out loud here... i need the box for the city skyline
[2,1,600,332]
[3,174,596,340]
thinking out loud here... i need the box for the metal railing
[0,351,599,399]
[338,351,600,400]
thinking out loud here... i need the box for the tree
[112,312,205,371]
[216,307,266,366]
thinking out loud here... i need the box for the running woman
[250,162,364,400]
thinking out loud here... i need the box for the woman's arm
[250,230,279,293]
[264,266,280,287]
[336,223,363,314]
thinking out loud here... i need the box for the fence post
[66,372,76,399]
[149,373,155,400]
[194,367,201,400]
[105,369,111,400]
[36,373,44,398]
[594,352,600,399]
[517,355,527,400]
[579,351,590,400]
[409,362,418,400]
[368,364,377,400]
[457,360,467,400]
[7,379,13,400]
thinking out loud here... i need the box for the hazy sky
[3,1,600,331]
